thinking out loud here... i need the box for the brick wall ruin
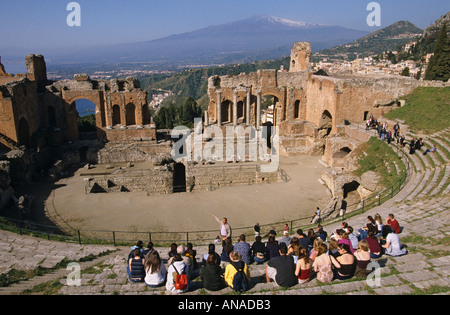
[0,55,155,151]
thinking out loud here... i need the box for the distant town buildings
[312,48,433,80]
[149,90,174,109]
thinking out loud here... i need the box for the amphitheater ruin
[0,42,448,235]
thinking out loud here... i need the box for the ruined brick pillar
[289,42,312,73]
[25,54,47,81]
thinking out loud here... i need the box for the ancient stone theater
[206,42,443,157]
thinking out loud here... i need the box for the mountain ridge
[16,15,368,70]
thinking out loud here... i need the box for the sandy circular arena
[43,156,331,237]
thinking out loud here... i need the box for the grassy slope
[384,87,450,134]
[353,137,406,190]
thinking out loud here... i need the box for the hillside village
[312,48,432,79]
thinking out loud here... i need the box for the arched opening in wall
[364,111,369,122]
[221,100,233,124]
[333,147,352,159]
[319,110,333,137]
[126,103,136,126]
[173,163,187,193]
[74,99,97,140]
[142,105,151,125]
[262,95,279,125]
[17,118,31,146]
[112,105,121,126]
[294,100,301,119]
[262,121,273,149]
[237,101,244,122]
[343,181,361,207]
[47,106,57,129]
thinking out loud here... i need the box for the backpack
[172,264,188,291]
[232,263,249,292]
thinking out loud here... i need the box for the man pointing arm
[212,214,232,241]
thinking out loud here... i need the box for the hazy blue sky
[1,0,448,52]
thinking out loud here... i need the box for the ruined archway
[319,110,333,137]
[72,99,97,140]
[343,180,361,206]
[126,103,136,126]
[333,147,352,159]
[221,100,233,124]
[112,105,121,126]
[237,101,244,122]
[262,94,280,125]
[294,100,301,119]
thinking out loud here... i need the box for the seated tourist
[295,246,312,284]
[200,254,226,292]
[381,226,407,257]
[265,243,298,288]
[353,240,372,279]
[202,243,221,267]
[166,253,191,294]
[224,251,251,292]
[266,236,280,260]
[334,243,356,281]
[251,236,267,264]
[233,234,252,265]
[127,248,146,283]
[144,250,167,288]
[314,243,341,283]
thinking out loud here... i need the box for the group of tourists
[126,212,407,293]
[367,114,437,156]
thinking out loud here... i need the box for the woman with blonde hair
[374,213,384,234]
[309,237,323,262]
[314,243,340,283]
[224,251,251,291]
[354,240,372,278]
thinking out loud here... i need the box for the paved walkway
[0,128,448,295]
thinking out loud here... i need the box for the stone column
[246,89,251,126]
[233,89,238,127]
[217,90,222,126]
[204,110,209,127]
[256,90,261,130]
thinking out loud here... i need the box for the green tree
[425,23,450,81]
[401,67,410,77]
[178,97,202,127]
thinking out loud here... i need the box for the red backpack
[172,264,188,290]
